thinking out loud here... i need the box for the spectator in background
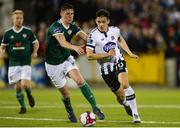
[174,20,180,55]
[37,22,47,58]
[0,10,39,114]
[126,26,146,53]
[0,26,3,40]
[0,26,9,85]
[165,25,176,57]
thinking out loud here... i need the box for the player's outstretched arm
[55,34,85,55]
[32,40,39,58]
[0,45,7,58]
[77,31,88,42]
[118,36,139,60]
[86,48,114,60]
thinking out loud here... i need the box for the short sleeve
[1,32,8,46]
[87,33,95,51]
[50,24,63,36]
[29,30,37,44]
[116,27,121,38]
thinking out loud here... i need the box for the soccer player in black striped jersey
[86,9,141,123]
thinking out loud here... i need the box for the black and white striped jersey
[87,26,125,75]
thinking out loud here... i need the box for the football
[80,111,96,127]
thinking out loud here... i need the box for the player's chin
[68,20,73,23]
[16,24,22,27]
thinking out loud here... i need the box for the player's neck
[60,19,70,28]
[98,27,108,33]
[13,25,23,31]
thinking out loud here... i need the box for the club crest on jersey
[67,30,72,35]
[103,42,116,52]
[22,34,27,38]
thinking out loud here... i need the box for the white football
[80,111,96,127]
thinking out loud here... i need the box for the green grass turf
[0,87,180,127]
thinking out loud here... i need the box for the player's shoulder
[4,27,13,33]
[50,21,60,28]
[109,26,121,34]
[22,26,33,32]
[109,26,120,31]
[89,27,98,35]
[71,21,77,26]
[70,21,80,29]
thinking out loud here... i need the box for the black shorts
[101,60,127,92]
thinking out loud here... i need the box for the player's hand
[73,45,85,55]
[129,53,140,62]
[108,49,116,57]
[31,52,38,58]
[0,48,5,58]
[80,44,86,54]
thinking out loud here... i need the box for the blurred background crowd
[0,0,180,87]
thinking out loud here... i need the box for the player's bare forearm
[87,53,110,60]
[78,31,88,42]
[55,34,85,55]
[118,36,133,55]
[86,48,111,60]
[33,40,39,53]
[118,36,139,60]
[0,45,6,52]
[0,45,7,58]
[55,34,75,50]
[32,40,39,58]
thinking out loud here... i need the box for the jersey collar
[97,27,109,37]
[12,26,23,33]
[97,27,109,33]
[59,19,70,29]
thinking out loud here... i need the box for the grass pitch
[0,87,180,127]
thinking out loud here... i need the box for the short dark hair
[61,3,74,11]
[96,9,110,19]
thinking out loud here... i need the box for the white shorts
[8,65,31,84]
[45,56,78,88]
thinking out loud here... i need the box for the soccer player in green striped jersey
[45,3,105,122]
[0,10,39,114]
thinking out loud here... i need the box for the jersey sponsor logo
[12,47,25,50]
[15,42,22,47]
[103,42,116,52]
[53,28,62,33]
[67,30,72,35]
[13,42,25,50]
